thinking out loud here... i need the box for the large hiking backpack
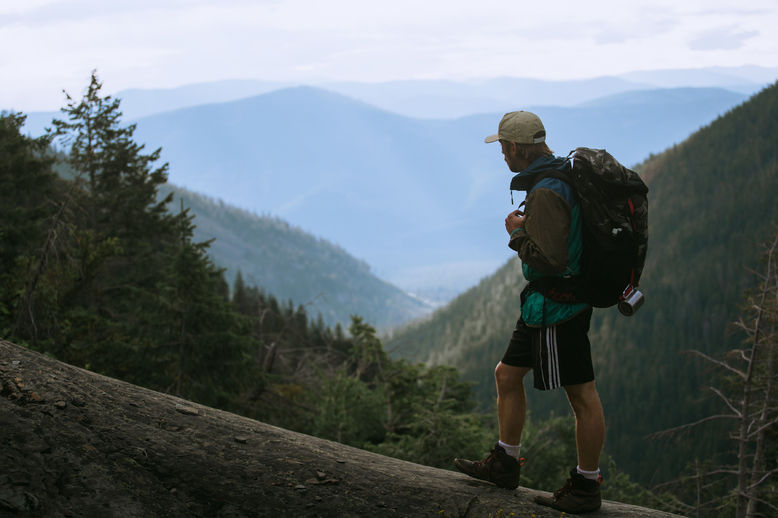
[522,147,649,309]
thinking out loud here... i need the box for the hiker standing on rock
[454,111,605,514]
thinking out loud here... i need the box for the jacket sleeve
[508,187,571,275]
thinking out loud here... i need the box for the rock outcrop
[0,340,683,517]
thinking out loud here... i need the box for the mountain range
[14,68,773,307]
[24,65,775,121]
[386,80,778,485]
[129,84,747,298]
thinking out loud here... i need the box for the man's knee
[494,362,529,392]
[564,381,603,416]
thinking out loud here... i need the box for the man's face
[500,140,530,172]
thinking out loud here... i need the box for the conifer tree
[145,203,252,408]
[39,71,253,402]
[46,71,176,365]
[51,71,171,233]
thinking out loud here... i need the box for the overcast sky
[2,0,777,111]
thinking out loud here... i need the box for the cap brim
[484,134,499,143]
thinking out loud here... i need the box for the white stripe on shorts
[545,325,561,389]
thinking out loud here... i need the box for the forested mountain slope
[387,82,778,485]
[159,184,431,329]
[387,257,525,368]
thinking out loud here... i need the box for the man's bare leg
[495,362,531,445]
[563,380,605,470]
[452,362,529,489]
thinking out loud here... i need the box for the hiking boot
[453,444,521,489]
[535,468,602,514]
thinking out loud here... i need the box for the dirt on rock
[0,340,684,518]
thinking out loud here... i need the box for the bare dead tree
[651,229,778,517]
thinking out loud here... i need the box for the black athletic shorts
[501,307,594,391]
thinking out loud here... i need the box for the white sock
[576,465,601,480]
[498,440,521,460]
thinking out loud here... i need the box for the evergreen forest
[2,72,776,517]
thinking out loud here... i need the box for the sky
[2,0,777,112]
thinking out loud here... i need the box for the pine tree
[144,203,252,409]
[45,71,178,369]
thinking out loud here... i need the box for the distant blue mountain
[323,68,771,118]
[320,76,653,118]
[123,85,748,298]
[115,79,293,120]
[524,87,748,164]
[17,67,770,126]
[132,86,486,296]
[113,66,773,119]
[619,65,778,91]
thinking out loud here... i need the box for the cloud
[689,25,759,51]
[2,0,777,111]
[686,7,772,17]
[593,16,677,45]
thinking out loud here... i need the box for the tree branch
[686,350,747,379]
[648,414,739,439]
[746,468,778,491]
[709,387,744,417]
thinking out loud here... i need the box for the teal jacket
[508,156,590,326]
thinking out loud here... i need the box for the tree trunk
[746,341,772,518]
[736,302,764,518]
[1,339,683,518]
[746,239,778,518]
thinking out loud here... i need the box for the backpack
[521,147,649,309]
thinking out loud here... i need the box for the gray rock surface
[0,340,684,517]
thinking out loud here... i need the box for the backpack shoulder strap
[531,167,578,207]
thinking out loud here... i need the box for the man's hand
[505,209,525,234]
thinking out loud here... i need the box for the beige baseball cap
[484,111,546,144]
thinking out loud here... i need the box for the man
[453,111,605,514]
